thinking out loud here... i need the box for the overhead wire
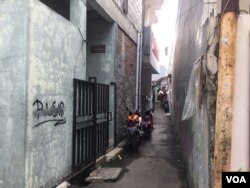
[206,0,230,53]
[74,27,87,77]
[202,0,231,100]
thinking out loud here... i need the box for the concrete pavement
[76,106,188,188]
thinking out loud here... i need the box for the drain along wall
[172,1,216,187]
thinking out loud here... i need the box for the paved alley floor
[80,106,188,188]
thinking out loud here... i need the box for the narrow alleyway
[72,105,188,188]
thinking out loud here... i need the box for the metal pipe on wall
[135,32,142,110]
[139,33,143,110]
[110,82,117,147]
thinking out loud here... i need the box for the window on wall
[114,0,128,14]
[123,0,128,14]
[90,45,106,53]
[40,0,70,20]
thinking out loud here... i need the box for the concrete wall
[86,11,117,146]
[172,1,216,188]
[0,0,85,186]
[1,0,138,186]
[88,0,142,42]
[24,0,86,187]
[18,0,85,188]
[86,11,116,84]
[115,28,137,141]
[0,0,28,187]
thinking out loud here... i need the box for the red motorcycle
[126,108,141,152]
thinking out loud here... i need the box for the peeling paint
[220,38,230,45]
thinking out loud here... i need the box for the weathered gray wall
[86,11,117,146]
[0,0,28,187]
[172,0,215,188]
[24,0,86,188]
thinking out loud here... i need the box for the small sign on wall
[90,45,106,53]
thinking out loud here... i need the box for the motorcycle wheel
[144,129,152,139]
[131,134,139,153]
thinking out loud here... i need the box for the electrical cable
[206,0,230,54]
[74,27,87,77]
[199,0,231,100]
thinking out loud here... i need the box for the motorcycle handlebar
[126,107,140,115]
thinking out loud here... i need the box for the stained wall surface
[1,0,87,187]
[172,0,215,187]
[0,0,29,187]
[24,1,86,187]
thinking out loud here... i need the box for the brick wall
[115,28,137,141]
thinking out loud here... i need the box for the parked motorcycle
[126,108,141,152]
[141,109,154,137]
[161,98,169,113]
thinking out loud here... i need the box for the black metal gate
[72,78,110,170]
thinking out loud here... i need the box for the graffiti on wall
[33,99,66,127]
